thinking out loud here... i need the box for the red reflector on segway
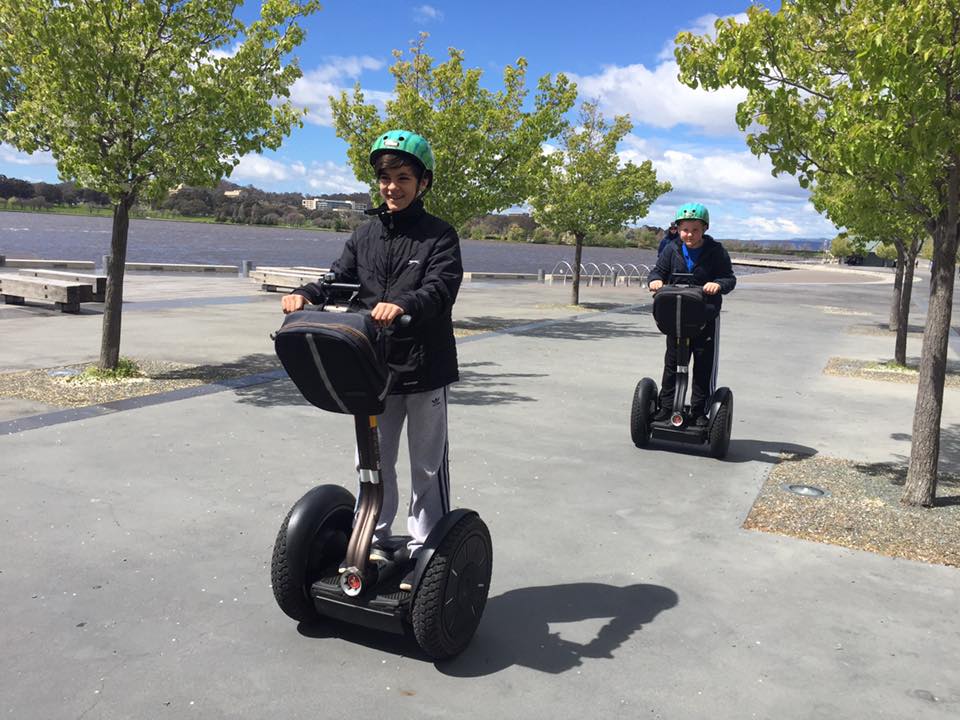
[340,571,363,596]
[671,413,684,427]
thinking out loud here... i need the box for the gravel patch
[824,357,960,386]
[744,455,960,567]
[0,356,280,408]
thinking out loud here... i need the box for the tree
[529,102,671,304]
[0,174,34,199]
[330,34,577,231]
[676,0,960,507]
[0,0,319,369]
[829,233,855,261]
[813,174,926,365]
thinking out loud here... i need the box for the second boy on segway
[648,202,736,427]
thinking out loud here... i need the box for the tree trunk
[99,196,134,370]
[571,233,584,305]
[903,171,960,507]
[889,243,905,331]
[894,238,921,366]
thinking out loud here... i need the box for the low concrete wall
[463,272,541,282]
[124,262,237,273]
[2,259,96,270]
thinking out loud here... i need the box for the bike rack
[548,260,651,287]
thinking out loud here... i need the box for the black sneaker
[399,568,415,592]
[653,406,671,421]
[693,414,709,427]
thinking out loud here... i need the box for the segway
[270,277,492,659]
[631,274,733,458]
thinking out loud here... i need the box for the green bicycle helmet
[369,130,435,173]
[675,202,710,228]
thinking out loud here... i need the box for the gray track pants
[358,385,451,555]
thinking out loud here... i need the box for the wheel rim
[441,532,490,639]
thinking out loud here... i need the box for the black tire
[630,378,657,448]
[412,514,492,660]
[709,395,733,459]
[271,485,355,623]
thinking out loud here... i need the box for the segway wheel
[709,394,733,459]
[271,484,355,623]
[630,378,658,448]
[412,514,492,660]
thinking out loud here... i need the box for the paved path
[1,267,959,719]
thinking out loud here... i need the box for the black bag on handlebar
[274,310,390,415]
[652,286,716,338]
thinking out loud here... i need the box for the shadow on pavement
[294,582,679,673]
[439,583,678,677]
[893,423,960,470]
[449,361,543,406]
[457,314,658,341]
[233,376,309,408]
[723,439,818,464]
[639,439,817,464]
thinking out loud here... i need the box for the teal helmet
[369,130,435,174]
[675,202,709,228]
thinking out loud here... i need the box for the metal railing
[548,261,650,287]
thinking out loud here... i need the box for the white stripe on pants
[356,386,450,555]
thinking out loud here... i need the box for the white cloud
[291,56,391,126]
[569,13,753,136]
[649,147,808,203]
[414,5,444,22]
[656,13,749,62]
[210,42,243,60]
[304,161,369,195]
[619,139,836,237]
[0,143,56,167]
[231,154,368,195]
[232,154,304,182]
[569,60,745,135]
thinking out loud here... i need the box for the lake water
[0,211,765,275]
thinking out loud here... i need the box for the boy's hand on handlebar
[648,280,663,292]
[281,294,306,314]
[371,302,405,327]
[703,282,720,295]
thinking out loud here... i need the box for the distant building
[168,183,185,195]
[302,197,368,213]
[223,189,243,198]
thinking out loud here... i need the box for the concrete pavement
[1,267,959,719]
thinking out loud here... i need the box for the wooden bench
[17,269,106,302]
[250,268,328,293]
[0,275,96,313]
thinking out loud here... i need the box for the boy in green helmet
[281,130,462,591]
[647,202,736,426]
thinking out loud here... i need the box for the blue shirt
[681,243,703,272]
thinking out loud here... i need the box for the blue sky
[0,1,839,240]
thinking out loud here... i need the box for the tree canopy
[330,34,578,230]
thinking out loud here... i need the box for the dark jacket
[658,230,680,255]
[294,199,463,393]
[648,234,736,311]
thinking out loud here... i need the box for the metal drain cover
[781,483,829,497]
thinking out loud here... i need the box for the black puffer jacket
[293,199,462,394]
[648,234,736,311]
